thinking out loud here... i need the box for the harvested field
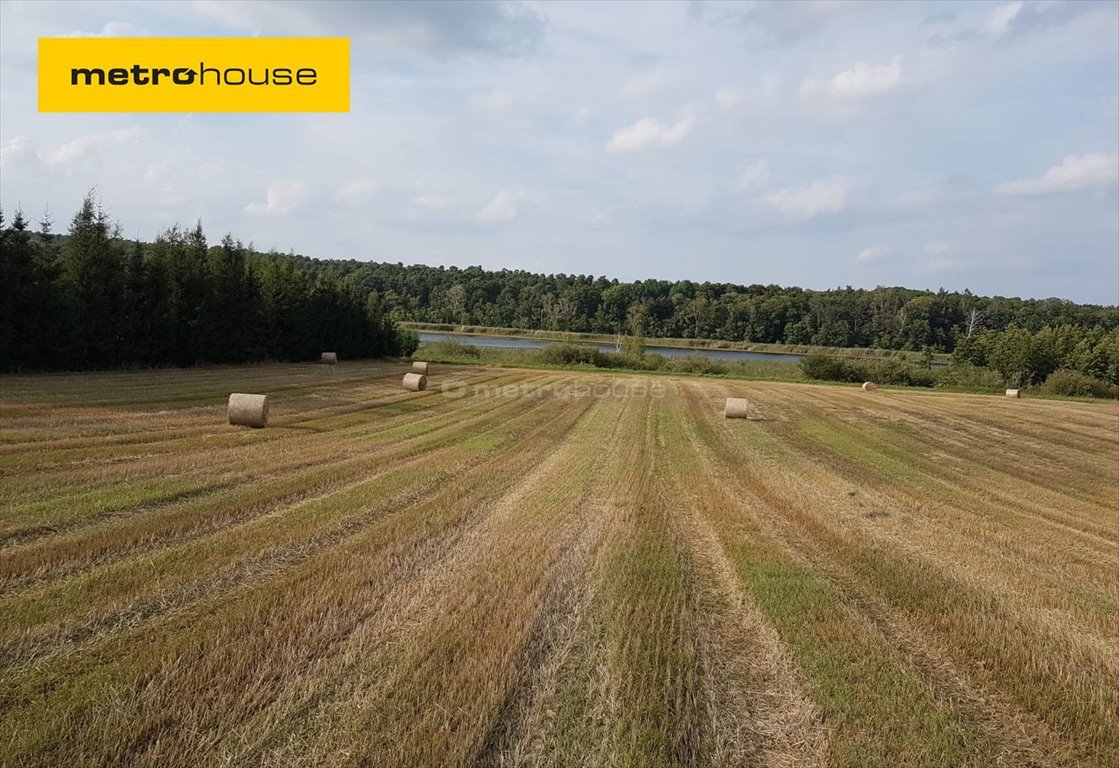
[1,361,1116,767]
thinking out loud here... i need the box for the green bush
[397,329,420,357]
[668,355,730,376]
[423,340,481,359]
[801,354,859,382]
[633,353,668,371]
[1041,369,1119,399]
[539,343,615,368]
[935,364,1005,391]
[862,357,938,388]
[596,351,626,369]
[950,336,988,367]
[801,353,938,388]
[620,333,646,358]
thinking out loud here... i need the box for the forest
[0,197,411,372]
[1,193,1117,380]
[307,258,1118,352]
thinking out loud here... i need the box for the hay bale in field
[228,393,268,428]
[862,381,877,392]
[1006,388,1020,398]
[411,361,429,374]
[403,373,427,392]
[724,397,750,419]
[320,352,338,365]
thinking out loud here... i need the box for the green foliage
[59,197,128,367]
[423,340,481,359]
[655,354,727,375]
[0,194,407,371]
[805,336,1119,397]
[867,356,939,387]
[1040,369,1119,399]
[950,335,987,367]
[301,262,1118,353]
[918,346,935,369]
[935,365,1006,391]
[620,333,645,358]
[420,341,803,382]
[0,208,66,369]
[396,329,420,357]
[800,354,938,388]
[5,193,1117,375]
[985,327,1058,387]
[946,326,1119,388]
[801,354,858,382]
[538,343,616,368]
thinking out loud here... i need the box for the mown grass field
[1,361,1116,767]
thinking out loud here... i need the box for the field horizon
[1,360,1116,767]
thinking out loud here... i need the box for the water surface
[417,332,805,364]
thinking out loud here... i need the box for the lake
[417,333,805,364]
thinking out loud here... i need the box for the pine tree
[60,194,127,367]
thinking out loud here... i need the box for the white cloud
[799,76,824,98]
[333,178,378,205]
[738,160,770,191]
[930,0,1101,48]
[62,21,137,38]
[827,55,903,98]
[142,162,165,186]
[766,177,850,219]
[374,191,453,226]
[0,0,1115,305]
[855,246,892,263]
[923,241,963,271]
[897,181,943,208]
[0,136,33,168]
[245,181,308,215]
[141,161,189,206]
[621,69,681,100]
[691,0,852,47]
[474,190,523,222]
[713,88,743,111]
[569,106,591,128]
[411,195,449,209]
[985,2,1023,37]
[40,128,144,167]
[471,89,513,113]
[187,0,543,57]
[994,154,1119,196]
[606,117,693,152]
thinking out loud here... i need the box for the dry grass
[1,362,1116,767]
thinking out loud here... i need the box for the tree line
[0,196,413,372]
[296,259,1118,352]
[951,325,1119,388]
[3,194,1117,381]
[801,318,1119,393]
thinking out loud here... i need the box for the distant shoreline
[400,321,952,364]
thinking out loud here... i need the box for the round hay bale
[411,361,429,374]
[724,397,750,419]
[403,373,427,392]
[1006,388,1020,398]
[320,352,338,365]
[862,381,877,392]
[228,393,268,428]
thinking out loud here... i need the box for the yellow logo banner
[39,37,349,112]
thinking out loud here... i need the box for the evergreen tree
[59,195,127,368]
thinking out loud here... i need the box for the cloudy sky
[1,1,1117,304]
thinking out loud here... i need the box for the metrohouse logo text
[69,64,319,87]
[39,37,349,112]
